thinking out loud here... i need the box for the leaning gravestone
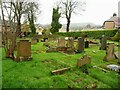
[17,40,31,61]
[114,52,120,63]
[67,37,74,48]
[100,35,107,50]
[104,43,116,61]
[77,55,91,67]
[77,37,84,53]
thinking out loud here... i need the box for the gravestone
[56,38,66,51]
[31,37,39,44]
[67,37,74,48]
[100,35,107,50]
[107,64,120,72]
[77,55,91,67]
[46,46,57,52]
[57,38,66,47]
[17,40,31,61]
[114,52,120,63]
[31,39,37,44]
[41,38,48,42]
[85,40,89,48]
[104,43,116,61]
[77,37,84,53]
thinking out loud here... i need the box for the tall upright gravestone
[104,43,116,61]
[85,40,89,48]
[77,37,84,53]
[67,37,74,48]
[100,35,107,50]
[56,38,66,51]
[65,37,75,54]
[17,40,31,61]
[57,38,66,47]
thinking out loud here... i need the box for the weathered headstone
[77,37,84,53]
[77,55,91,67]
[100,35,107,50]
[31,37,39,44]
[31,39,37,44]
[85,40,89,48]
[114,52,120,62]
[104,43,116,61]
[17,40,31,61]
[67,37,74,48]
[56,38,66,51]
[57,38,66,47]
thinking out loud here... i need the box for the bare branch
[58,0,86,32]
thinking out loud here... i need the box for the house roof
[105,16,120,28]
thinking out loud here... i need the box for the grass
[0,48,2,89]
[2,39,120,88]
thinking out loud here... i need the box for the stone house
[103,13,120,29]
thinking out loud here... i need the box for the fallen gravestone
[100,35,107,50]
[17,40,32,61]
[77,37,84,53]
[107,64,120,72]
[46,46,57,52]
[51,67,71,75]
[77,55,91,67]
[104,43,116,61]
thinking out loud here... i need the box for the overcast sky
[36,0,119,25]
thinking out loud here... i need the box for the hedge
[57,30,118,38]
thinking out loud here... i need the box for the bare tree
[1,1,17,58]
[23,2,39,36]
[11,1,24,36]
[59,0,86,32]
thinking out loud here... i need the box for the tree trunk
[66,19,70,32]
[28,10,36,36]
[17,19,21,36]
